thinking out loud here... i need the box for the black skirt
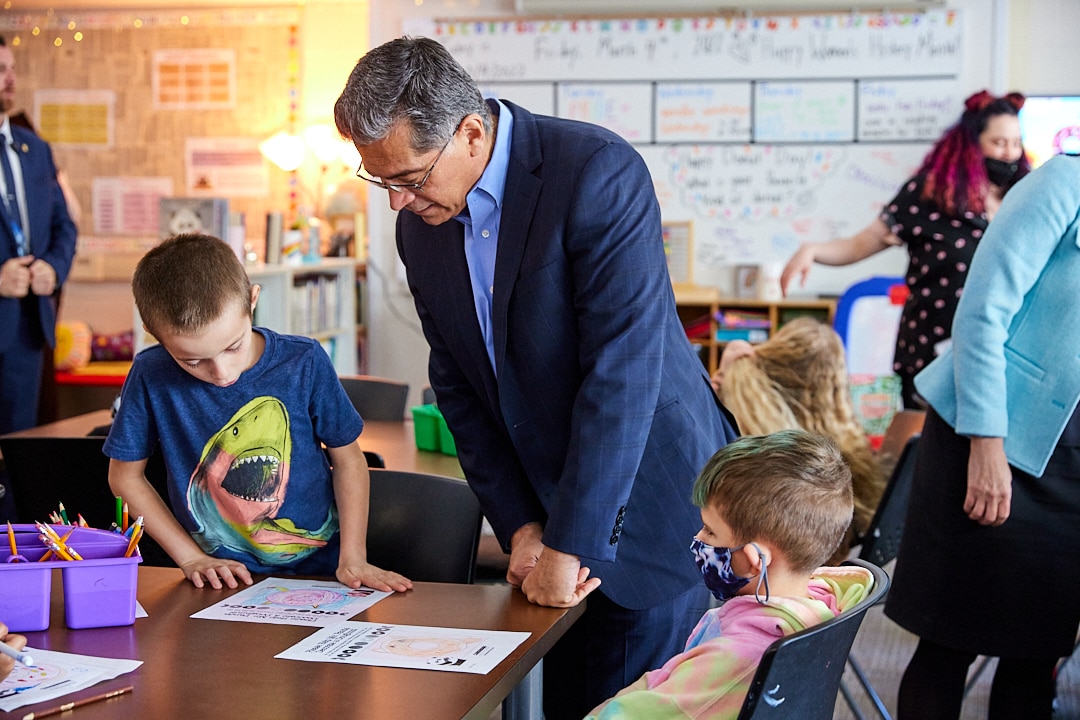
[884,408,1080,659]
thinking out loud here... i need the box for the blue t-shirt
[104,328,364,575]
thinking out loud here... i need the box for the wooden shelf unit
[674,286,837,375]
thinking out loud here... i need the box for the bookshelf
[134,258,358,375]
[674,286,836,375]
[249,258,358,375]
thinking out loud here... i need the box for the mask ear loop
[748,542,770,604]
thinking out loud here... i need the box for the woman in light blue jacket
[885,153,1080,720]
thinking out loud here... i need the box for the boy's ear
[250,283,261,311]
[739,541,772,573]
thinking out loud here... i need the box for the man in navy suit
[335,37,738,718]
[0,35,77,435]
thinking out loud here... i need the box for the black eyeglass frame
[355,120,463,194]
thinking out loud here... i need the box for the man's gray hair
[334,36,491,153]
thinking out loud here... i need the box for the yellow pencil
[6,521,17,559]
[122,517,144,558]
[38,529,75,562]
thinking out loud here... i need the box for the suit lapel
[491,102,542,375]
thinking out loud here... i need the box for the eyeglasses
[355,122,461,194]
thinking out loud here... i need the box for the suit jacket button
[609,533,619,545]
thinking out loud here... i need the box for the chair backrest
[0,435,176,567]
[338,375,410,422]
[737,558,891,719]
[366,468,482,584]
[858,434,919,568]
[362,450,386,469]
[832,276,906,375]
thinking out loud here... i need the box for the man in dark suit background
[335,37,737,719]
[0,34,77,435]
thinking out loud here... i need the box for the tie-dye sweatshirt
[585,565,874,719]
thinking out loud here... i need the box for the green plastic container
[410,404,442,452]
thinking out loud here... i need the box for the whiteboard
[409,10,964,291]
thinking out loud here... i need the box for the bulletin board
[408,11,965,289]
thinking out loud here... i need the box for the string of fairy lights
[0,6,301,48]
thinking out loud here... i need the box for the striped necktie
[0,132,25,256]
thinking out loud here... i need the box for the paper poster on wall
[655,82,751,142]
[412,11,962,82]
[858,79,961,141]
[153,48,236,110]
[662,221,692,287]
[92,176,175,236]
[185,136,268,197]
[557,83,652,142]
[479,83,555,116]
[754,81,855,142]
[33,89,115,148]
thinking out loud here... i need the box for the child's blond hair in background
[719,318,884,562]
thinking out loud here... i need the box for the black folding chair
[366,468,482,584]
[737,558,890,719]
[338,375,410,421]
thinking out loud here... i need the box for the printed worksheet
[275,622,530,674]
[190,577,391,627]
[0,649,141,712]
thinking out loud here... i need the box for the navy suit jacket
[0,123,77,351]
[397,101,737,610]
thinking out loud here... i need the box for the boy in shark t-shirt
[105,234,412,593]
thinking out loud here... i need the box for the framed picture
[662,221,693,288]
[735,264,760,298]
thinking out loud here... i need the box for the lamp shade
[259,130,306,172]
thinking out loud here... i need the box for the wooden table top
[3,410,465,480]
[7,567,582,720]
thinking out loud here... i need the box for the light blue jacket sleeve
[915,154,1080,475]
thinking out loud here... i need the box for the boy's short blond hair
[133,234,253,337]
[691,429,854,574]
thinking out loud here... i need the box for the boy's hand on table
[180,556,253,589]
[0,622,27,680]
[337,563,413,593]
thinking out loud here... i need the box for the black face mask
[985,157,1019,187]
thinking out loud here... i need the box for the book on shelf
[716,328,769,343]
[290,272,342,335]
[682,313,712,340]
[715,309,771,329]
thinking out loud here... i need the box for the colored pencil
[123,517,144,558]
[21,685,134,719]
[122,502,129,533]
[0,639,34,667]
[37,529,75,562]
[115,495,122,529]
[6,521,16,559]
[57,502,69,525]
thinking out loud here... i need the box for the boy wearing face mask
[586,430,873,720]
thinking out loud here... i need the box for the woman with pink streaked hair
[780,90,1030,409]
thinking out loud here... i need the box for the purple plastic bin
[0,562,53,632]
[3,524,142,630]
[61,555,142,629]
